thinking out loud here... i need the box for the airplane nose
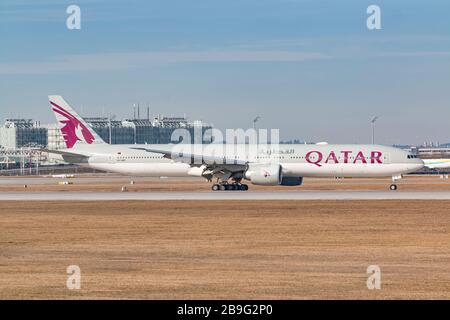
[405,158,424,172]
[414,159,425,171]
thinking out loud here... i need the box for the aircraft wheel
[389,184,397,191]
[242,184,249,191]
[212,184,220,191]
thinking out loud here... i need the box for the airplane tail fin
[48,95,107,149]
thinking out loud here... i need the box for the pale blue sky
[1,0,449,145]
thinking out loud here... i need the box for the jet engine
[245,164,303,186]
[279,176,303,186]
[246,164,281,185]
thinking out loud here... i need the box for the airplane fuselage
[57,143,424,178]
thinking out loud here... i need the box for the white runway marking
[1,191,450,200]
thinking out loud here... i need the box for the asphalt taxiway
[1,190,450,200]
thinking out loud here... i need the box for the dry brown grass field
[0,199,449,299]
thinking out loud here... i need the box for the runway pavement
[0,176,179,185]
[1,190,450,200]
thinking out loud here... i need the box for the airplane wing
[130,147,248,166]
[130,146,248,182]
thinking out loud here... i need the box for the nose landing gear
[389,175,401,191]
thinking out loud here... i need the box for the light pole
[253,116,261,130]
[108,114,116,145]
[371,116,379,144]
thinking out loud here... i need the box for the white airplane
[44,95,424,191]
[423,159,450,170]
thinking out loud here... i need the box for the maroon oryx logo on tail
[50,101,95,148]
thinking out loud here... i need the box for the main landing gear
[389,184,398,191]
[211,183,249,191]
